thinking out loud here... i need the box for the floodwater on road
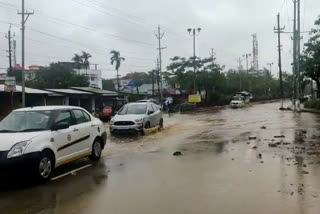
[2,101,320,214]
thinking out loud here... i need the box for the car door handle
[73,128,79,132]
[91,124,96,127]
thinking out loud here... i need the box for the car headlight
[7,141,31,159]
[134,118,143,123]
[110,118,115,124]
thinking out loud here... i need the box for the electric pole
[18,0,34,107]
[155,25,166,104]
[5,24,14,73]
[274,13,285,109]
[13,40,17,66]
[267,62,274,76]
[292,0,297,111]
[156,58,160,98]
[238,57,242,91]
[296,0,301,111]
[187,28,202,94]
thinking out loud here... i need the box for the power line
[0,0,156,46]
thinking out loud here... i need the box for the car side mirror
[51,122,70,131]
[148,111,154,115]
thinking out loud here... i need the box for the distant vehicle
[235,91,253,103]
[110,102,163,135]
[0,106,106,181]
[230,100,245,108]
[98,98,126,122]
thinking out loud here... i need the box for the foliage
[72,51,92,70]
[7,69,22,82]
[301,16,320,93]
[81,51,92,70]
[304,99,320,109]
[27,63,89,89]
[165,55,293,104]
[110,50,125,71]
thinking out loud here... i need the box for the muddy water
[2,102,320,214]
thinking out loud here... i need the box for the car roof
[126,102,148,106]
[14,106,85,112]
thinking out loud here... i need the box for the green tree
[81,51,92,74]
[72,53,84,70]
[110,50,125,91]
[301,16,320,96]
[27,63,89,89]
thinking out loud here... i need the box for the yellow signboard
[188,94,202,103]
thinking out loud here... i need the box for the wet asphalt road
[2,101,320,214]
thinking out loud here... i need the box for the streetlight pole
[267,62,274,76]
[243,53,251,74]
[243,53,251,91]
[188,28,201,94]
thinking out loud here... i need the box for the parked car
[0,106,106,181]
[230,100,245,108]
[110,102,163,135]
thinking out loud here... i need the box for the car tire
[89,139,102,162]
[37,151,54,182]
[141,122,151,136]
[159,119,164,130]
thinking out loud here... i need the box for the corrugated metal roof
[0,84,52,94]
[70,87,118,96]
[45,89,94,95]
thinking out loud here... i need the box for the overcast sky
[0,0,319,79]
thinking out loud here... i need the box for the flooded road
[2,101,320,214]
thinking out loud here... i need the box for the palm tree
[72,54,83,71]
[110,50,125,91]
[81,51,92,75]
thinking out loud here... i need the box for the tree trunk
[117,69,120,92]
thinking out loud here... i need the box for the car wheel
[141,122,151,135]
[159,119,164,130]
[38,151,54,182]
[89,139,102,162]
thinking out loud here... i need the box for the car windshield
[0,111,52,133]
[118,104,147,115]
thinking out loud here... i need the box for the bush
[304,99,320,109]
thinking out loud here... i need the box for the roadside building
[0,84,52,119]
[70,87,121,112]
[45,88,96,113]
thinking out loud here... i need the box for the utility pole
[187,28,202,94]
[267,62,274,76]
[18,0,34,107]
[274,13,285,109]
[243,53,251,91]
[13,40,17,66]
[238,57,242,91]
[292,0,297,111]
[151,69,155,96]
[155,25,166,104]
[156,58,160,98]
[5,24,14,73]
[296,0,301,111]
[243,53,251,74]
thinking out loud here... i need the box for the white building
[77,69,102,89]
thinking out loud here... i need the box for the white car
[110,102,163,135]
[0,106,106,181]
[230,100,245,108]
